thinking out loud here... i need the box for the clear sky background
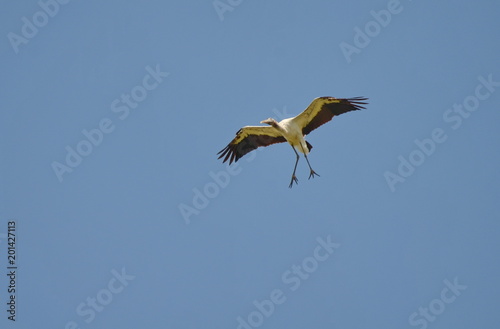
[1,1,499,328]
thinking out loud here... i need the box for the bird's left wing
[293,97,368,136]
[218,126,286,164]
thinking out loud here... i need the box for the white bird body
[218,96,368,187]
[274,118,310,155]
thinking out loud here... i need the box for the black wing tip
[217,144,240,165]
[318,96,368,110]
[346,96,368,110]
[319,96,368,115]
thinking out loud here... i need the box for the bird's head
[260,118,278,127]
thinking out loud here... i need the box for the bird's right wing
[218,126,286,164]
[293,97,368,136]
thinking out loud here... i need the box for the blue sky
[1,1,499,328]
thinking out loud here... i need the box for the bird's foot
[289,175,298,188]
[308,169,320,179]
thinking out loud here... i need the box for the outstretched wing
[293,97,368,136]
[218,126,286,164]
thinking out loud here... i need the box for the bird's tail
[306,141,313,152]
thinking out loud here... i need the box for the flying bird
[217,96,368,187]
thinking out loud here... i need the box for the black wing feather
[218,129,286,164]
[302,97,368,135]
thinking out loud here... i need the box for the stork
[217,96,368,187]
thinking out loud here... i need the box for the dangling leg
[300,144,320,179]
[289,146,300,188]
[304,155,320,179]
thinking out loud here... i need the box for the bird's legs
[289,147,300,188]
[304,154,320,179]
[300,144,320,179]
